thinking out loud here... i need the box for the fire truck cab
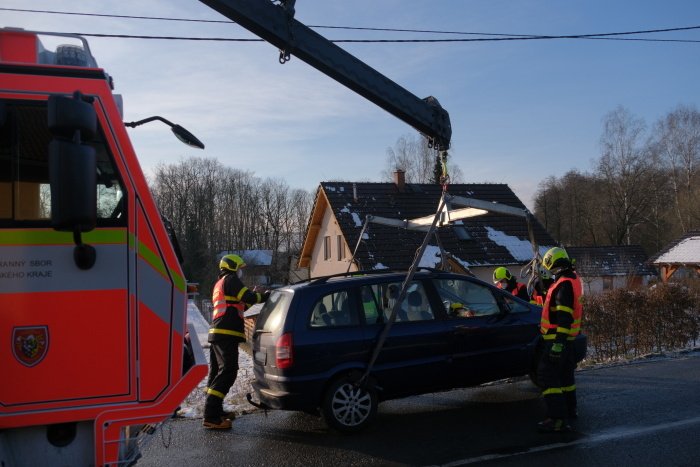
[0,29,207,466]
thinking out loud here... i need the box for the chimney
[394,169,405,192]
[352,183,358,202]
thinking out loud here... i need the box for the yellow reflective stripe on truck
[0,229,185,292]
[0,229,126,245]
[133,234,185,292]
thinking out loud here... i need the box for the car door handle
[453,325,478,335]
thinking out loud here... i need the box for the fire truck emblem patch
[12,326,49,367]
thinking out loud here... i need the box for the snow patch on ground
[178,303,257,419]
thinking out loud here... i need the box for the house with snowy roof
[219,249,273,285]
[298,171,557,283]
[566,245,657,294]
[648,230,700,282]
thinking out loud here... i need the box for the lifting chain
[277,0,296,64]
[439,149,450,192]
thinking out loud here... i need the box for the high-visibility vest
[513,282,528,299]
[212,277,245,321]
[540,275,583,341]
[530,290,545,306]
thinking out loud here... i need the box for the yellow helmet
[219,254,246,272]
[493,266,512,283]
[542,247,570,273]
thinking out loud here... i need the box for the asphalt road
[138,350,700,466]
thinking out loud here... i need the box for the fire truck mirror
[48,139,97,233]
[47,93,96,141]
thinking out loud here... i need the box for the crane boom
[199,0,452,150]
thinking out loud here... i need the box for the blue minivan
[248,270,586,432]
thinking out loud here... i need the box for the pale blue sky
[4,1,699,208]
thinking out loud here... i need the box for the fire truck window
[0,99,125,226]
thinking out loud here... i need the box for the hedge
[583,280,700,362]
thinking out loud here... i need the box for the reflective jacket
[540,272,583,342]
[499,280,530,301]
[209,273,266,342]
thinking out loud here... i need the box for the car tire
[321,374,378,433]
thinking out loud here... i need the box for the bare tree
[534,170,604,247]
[597,106,657,245]
[151,156,313,294]
[651,104,700,233]
[382,133,463,184]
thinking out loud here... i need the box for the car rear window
[257,290,293,332]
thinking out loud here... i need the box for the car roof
[285,269,486,291]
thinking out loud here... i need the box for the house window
[337,235,345,260]
[323,236,331,260]
[602,276,613,290]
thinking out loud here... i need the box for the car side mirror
[48,92,97,269]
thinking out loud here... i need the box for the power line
[0,7,234,24]
[50,32,700,44]
[2,6,699,44]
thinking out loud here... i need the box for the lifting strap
[359,194,448,386]
[347,215,372,273]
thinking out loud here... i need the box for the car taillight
[275,332,293,369]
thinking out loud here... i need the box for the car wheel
[321,374,377,433]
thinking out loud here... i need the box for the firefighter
[492,266,530,301]
[203,254,269,430]
[536,247,583,433]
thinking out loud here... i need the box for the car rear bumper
[249,379,321,412]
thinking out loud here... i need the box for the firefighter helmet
[542,247,571,274]
[219,254,246,273]
[493,266,512,283]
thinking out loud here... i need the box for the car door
[361,279,451,398]
[431,277,539,387]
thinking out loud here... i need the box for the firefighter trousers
[537,341,577,420]
[204,338,240,420]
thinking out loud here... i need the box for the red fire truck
[0,29,208,465]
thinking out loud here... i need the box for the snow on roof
[653,235,700,264]
[485,227,552,262]
[340,204,363,227]
[418,245,442,268]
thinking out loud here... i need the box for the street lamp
[124,116,205,149]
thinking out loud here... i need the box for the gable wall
[309,207,356,277]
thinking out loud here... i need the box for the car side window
[360,285,383,324]
[500,293,531,314]
[433,278,500,318]
[309,290,358,328]
[380,281,435,323]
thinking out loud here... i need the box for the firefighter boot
[203,417,233,430]
[537,418,571,433]
[203,394,231,429]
